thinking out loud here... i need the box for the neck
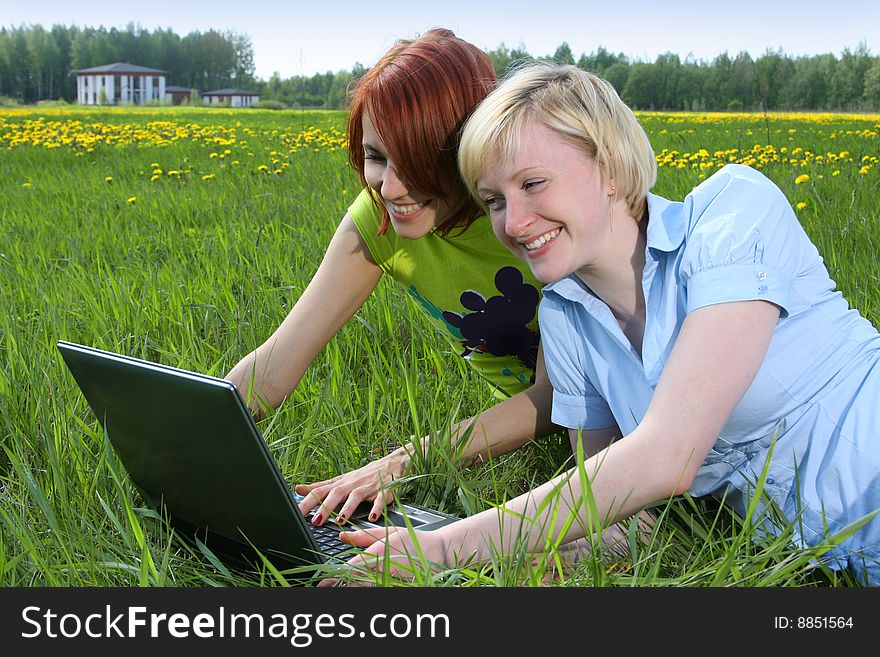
[576,212,648,353]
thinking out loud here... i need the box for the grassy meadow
[1,105,878,587]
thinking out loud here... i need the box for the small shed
[76,62,168,105]
[201,88,260,108]
[165,86,197,105]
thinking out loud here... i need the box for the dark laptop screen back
[57,341,321,568]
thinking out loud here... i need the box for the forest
[2,23,879,111]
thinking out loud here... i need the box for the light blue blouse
[540,164,880,584]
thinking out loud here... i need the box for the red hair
[347,28,496,235]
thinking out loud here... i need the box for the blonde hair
[459,63,656,220]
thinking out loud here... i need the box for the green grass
[1,107,878,587]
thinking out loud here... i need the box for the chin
[391,221,434,241]
[529,264,567,285]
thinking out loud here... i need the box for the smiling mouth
[390,200,429,216]
[523,228,560,251]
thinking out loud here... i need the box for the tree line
[2,23,879,111]
[491,42,880,112]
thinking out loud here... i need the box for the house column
[158,76,166,103]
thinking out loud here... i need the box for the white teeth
[524,229,560,251]
[390,201,428,215]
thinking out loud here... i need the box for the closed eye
[523,179,545,191]
[483,195,505,211]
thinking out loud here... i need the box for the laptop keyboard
[309,521,352,559]
[292,492,354,561]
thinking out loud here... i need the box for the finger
[311,486,353,525]
[339,527,400,548]
[317,572,376,588]
[367,489,394,523]
[293,479,333,495]
[297,487,327,516]
[299,486,343,520]
[334,489,367,527]
[342,550,415,583]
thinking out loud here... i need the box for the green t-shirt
[349,188,542,397]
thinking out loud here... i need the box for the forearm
[440,429,677,564]
[226,214,382,417]
[455,382,557,465]
[225,334,317,415]
[387,376,557,474]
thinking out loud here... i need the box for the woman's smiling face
[361,113,454,240]
[476,120,617,284]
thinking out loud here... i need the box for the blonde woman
[336,63,879,586]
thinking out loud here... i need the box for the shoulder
[683,164,791,229]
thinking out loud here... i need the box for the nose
[380,164,407,200]
[504,197,532,238]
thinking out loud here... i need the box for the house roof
[166,86,195,93]
[201,89,259,96]
[76,62,168,75]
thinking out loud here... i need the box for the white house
[201,88,260,107]
[76,62,167,106]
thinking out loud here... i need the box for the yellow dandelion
[105,176,113,183]
[794,174,810,185]
[22,182,32,189]
[150,175,160,182]
[201,174,215,180]
[127,196,137,204]
[832,170,841,177]
[796,202,807,210]
[859,166,871,175]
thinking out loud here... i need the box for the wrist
[437,521,480,568]
[386,444,412,475]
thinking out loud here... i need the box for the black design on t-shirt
[442,266,540,375]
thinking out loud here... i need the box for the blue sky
[4,0,878,79]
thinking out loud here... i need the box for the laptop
[56,340,457,577]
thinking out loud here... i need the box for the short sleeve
[539,297,616,431]
[678,165,816,319]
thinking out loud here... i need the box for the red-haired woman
[225,29,559,528]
